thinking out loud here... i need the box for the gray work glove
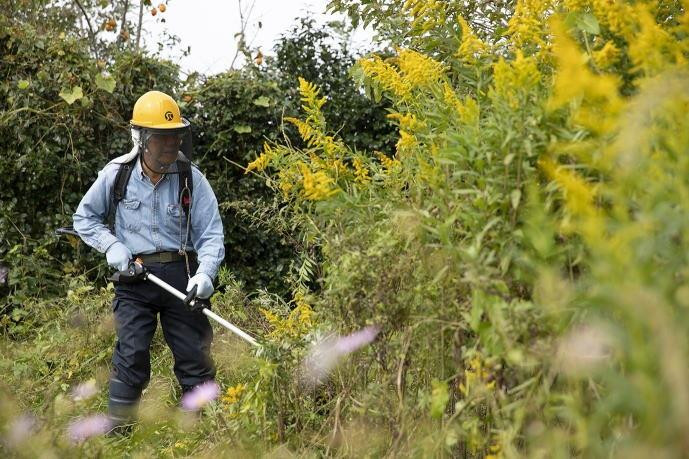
[106,242,132,272]
[186,273,214,299]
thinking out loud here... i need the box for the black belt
[133,251,196,264]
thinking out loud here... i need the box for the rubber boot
[107,376,142,436]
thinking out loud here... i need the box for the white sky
[141,0,374,75]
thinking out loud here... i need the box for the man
[73,90,225,430]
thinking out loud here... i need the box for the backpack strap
[176,158,193,218]
[105,155,138,234]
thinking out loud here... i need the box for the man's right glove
[186,273,214,299]
[106,242,132,272]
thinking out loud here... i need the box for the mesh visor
[140,119,192,175]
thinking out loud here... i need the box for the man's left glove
[186,273,214,299]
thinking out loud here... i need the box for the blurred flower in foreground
[67,414,111,443]
[71,379,98,402]
[180,381,220,411]
[301,325,381,387]
[556,323,614,377]
[6,414,37,447]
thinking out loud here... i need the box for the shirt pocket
[167,203,183,219]
[118,198,142,233]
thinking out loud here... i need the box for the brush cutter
[55,226,259,347]
[109,258,259,347]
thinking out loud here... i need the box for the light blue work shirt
[73,150,225,280]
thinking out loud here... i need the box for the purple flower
[6,414,37,447]
[301,325,380,387]
[71,379,98,402]
[180,381,220,411]
[67,415,111,443]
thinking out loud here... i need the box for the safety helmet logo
[164,111,174,121]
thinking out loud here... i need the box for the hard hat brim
[130,117,190,133]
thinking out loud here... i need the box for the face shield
[134,118,193,175]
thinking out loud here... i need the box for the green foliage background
[3,0,689,457]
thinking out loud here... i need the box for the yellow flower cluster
[359,49,445,100]
[591,0,635,37]
[260,291,315,339]
[245,142,276,174]
[403,0,447,34]
[376,151,401,172]
[506,0,550,50]
[456,16,488,62]
[562,0,589,10]
[397,48,446,88]
[278,168,296,198]
[491,51,541,108]
[396,130,418,155]
[627,4,681,76]
[539,157,604,238]
[386,112,426,132]
[592,40,620,69]
[352,157,370,184]
[459,354,495,397]
[222,383,246,405]
[297,77,326,123]
[298,163,339,200]
[359,55,411,99]
[442,83,479,124]
[539,157,597,217]
[548,20,622,134]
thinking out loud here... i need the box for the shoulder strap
[105,155,138,233]
[177,159,193,217]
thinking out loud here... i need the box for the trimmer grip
[184,285,197,306]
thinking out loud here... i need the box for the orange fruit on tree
[158,4,166,12]
[151,7,157,16]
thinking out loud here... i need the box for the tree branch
[73,0,99,59]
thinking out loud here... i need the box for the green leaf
[511,189,522,209]
[95,73,116,93]
[578,13,600,35]
[59,86,83,105]
[17,80,30,90]
[233,125,252,134]
[252,96,271,107]
[430,380,449,419]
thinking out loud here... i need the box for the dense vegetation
[2,0,689,457]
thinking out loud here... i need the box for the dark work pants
[108,259,215,425]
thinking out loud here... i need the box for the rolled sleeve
[190,170,225,280]
[73,165,121,253]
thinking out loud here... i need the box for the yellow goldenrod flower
[352,157,371,184]
[376,151,401,172]
[459,354,495,397]
[222,384,246,405]
[539,157,597,217]
[563,0,589,10]
[491,50,541,108]
[299,163,339,200]
[443,82,479,124]
[592,40,620,69]
[396,130,417,155]
[397,48,446,88]
[404,0,446,34]
[359,55,411,99]
[245,142,276,174]
[592,0,635,38]
[627,4,678,76]
[548,20,622,133]
[456,16,488,62]
[506,0,550,50]
[386,112,426,132]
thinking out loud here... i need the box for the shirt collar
[135,155,168,185]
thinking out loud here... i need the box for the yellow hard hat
[130,90,186,129]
